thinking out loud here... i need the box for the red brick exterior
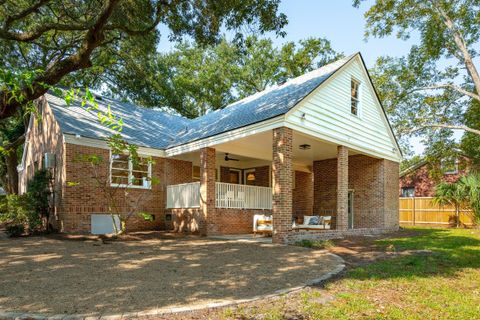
[313,154,400,231]
[336,146,349,230]
[292,171,313,221]
[399,159,471,197]
[51,142,193,233]
[200,147,216,235]
[272,127,293,244]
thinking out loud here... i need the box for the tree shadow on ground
[0,232,341,316]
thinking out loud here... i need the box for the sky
[156,0,447,156]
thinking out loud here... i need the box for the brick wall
[58,144,194,233]
[292,171,313,220]
[169,207,272,234]
[287,225,398,243]
[272,127,293,244]
[399,159,470,197]
[313,154,400,230]
[200,147,216,235]
[384,159,400,230]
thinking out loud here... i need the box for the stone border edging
[0,252,345,320]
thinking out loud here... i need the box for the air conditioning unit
[44,153,56,169]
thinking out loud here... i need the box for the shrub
[295,239,334,249]
[26,169,51,229]
[0,194,41,230]
[5,224,24,237]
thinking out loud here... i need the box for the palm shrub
[460,173,480,225]
[433,181,467,227]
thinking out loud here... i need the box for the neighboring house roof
[46,54,357,150]
[399,155,472,178]
[399,159,428,178]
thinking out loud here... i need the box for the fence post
[413,196,416,226]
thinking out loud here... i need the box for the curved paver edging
[0,252,345,320]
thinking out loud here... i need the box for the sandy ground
[0,233,341,316]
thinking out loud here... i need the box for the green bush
[0,194,41,231]
[295,239,334,249]
[0,170,51,234]
[5,224,24,237]
[26,169,51,229]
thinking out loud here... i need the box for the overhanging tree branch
[411,124,480,136]
[0,0,121,119]
[3,0,51,28]
[409,83,480,101]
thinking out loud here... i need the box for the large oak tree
[0,0,288,193]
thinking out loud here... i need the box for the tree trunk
[4,151,19,194]
[455,205,460,228]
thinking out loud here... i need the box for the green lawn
[222,228,480,320]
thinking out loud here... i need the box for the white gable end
[285,54,401,162]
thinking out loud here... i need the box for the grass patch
[223,228,480,319]
[295,239,334,249]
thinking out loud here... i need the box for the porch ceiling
[171,129,359,170]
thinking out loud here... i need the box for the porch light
[247,172,256,181]
[299,144,311,150]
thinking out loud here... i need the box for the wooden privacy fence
[399,197,475,226]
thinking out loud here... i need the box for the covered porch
[165,127,398,244]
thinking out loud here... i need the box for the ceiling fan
[224,153,239,161]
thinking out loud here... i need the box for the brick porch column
[200,147,216,236]
[336,145,348,230]
[272,127,293,244]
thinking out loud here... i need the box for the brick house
[18,53,401,244]
[399,157,472,197]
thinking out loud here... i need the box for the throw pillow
[308,216,319,225]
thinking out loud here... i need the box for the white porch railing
[215,182,272,210]
[166,182,200,208]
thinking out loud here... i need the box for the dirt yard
[0,233,342,317]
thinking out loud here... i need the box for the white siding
[286,56,401,162]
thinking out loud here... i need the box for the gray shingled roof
[47,54,355,150]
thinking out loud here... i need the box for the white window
[110,153,152,189]
[441,158,459,175]
[351,78,360,116]
[401,187,415,198]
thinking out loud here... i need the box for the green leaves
[138,212,154,221]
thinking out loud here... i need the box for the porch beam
[336,145,348,230]
[272,127,293,244]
